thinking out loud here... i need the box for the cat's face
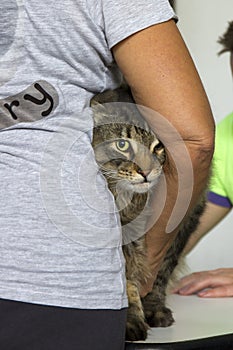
[93,131,165,193]
[91,99,165,194]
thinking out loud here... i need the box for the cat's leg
[126,280,149,341]
[123,238,151,341]
[142,236,180,328]
[143,200,206,328]
[142,270,174,328]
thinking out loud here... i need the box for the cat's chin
[132,183,152,193]
[124,181,154,194]
[115,178,156,194]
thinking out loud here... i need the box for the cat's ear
[90,85,135,125]
[90,90,119,107]
[90,92,111,126]
[90,85,134,107]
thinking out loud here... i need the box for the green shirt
[208,112,233,207]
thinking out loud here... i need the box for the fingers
[198,284,233,298]
[172,271,218,294]
[172,271,211,295]
[172,269,233,297]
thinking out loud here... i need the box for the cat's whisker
[98,168,117,177]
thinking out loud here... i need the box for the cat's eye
[151,140,164,154]
[116,139,130,152]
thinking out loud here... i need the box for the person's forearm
[183,202,231,255]
[113,20,215,292]
[145,141,212,280]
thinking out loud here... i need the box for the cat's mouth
[118,178,156,193]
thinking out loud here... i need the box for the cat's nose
[137,168,150,179]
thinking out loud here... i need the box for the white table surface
[133,294,233,344]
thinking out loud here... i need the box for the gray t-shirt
[0,0,175,309]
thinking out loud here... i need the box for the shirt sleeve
[100,0,177,48]
[207,191,232,208]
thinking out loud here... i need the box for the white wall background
[175,0,233,272]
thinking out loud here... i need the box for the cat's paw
[126,318,149,341]
[145,306,174,328]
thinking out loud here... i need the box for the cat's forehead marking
[121,127,129,138]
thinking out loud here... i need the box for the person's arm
[112,19,215,296]
[183,201,231,254]
[172,202,232,297]
[172,268,233,297]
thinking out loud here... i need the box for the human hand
[172,268,233,297]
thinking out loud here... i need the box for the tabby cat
[91,86,205,341]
